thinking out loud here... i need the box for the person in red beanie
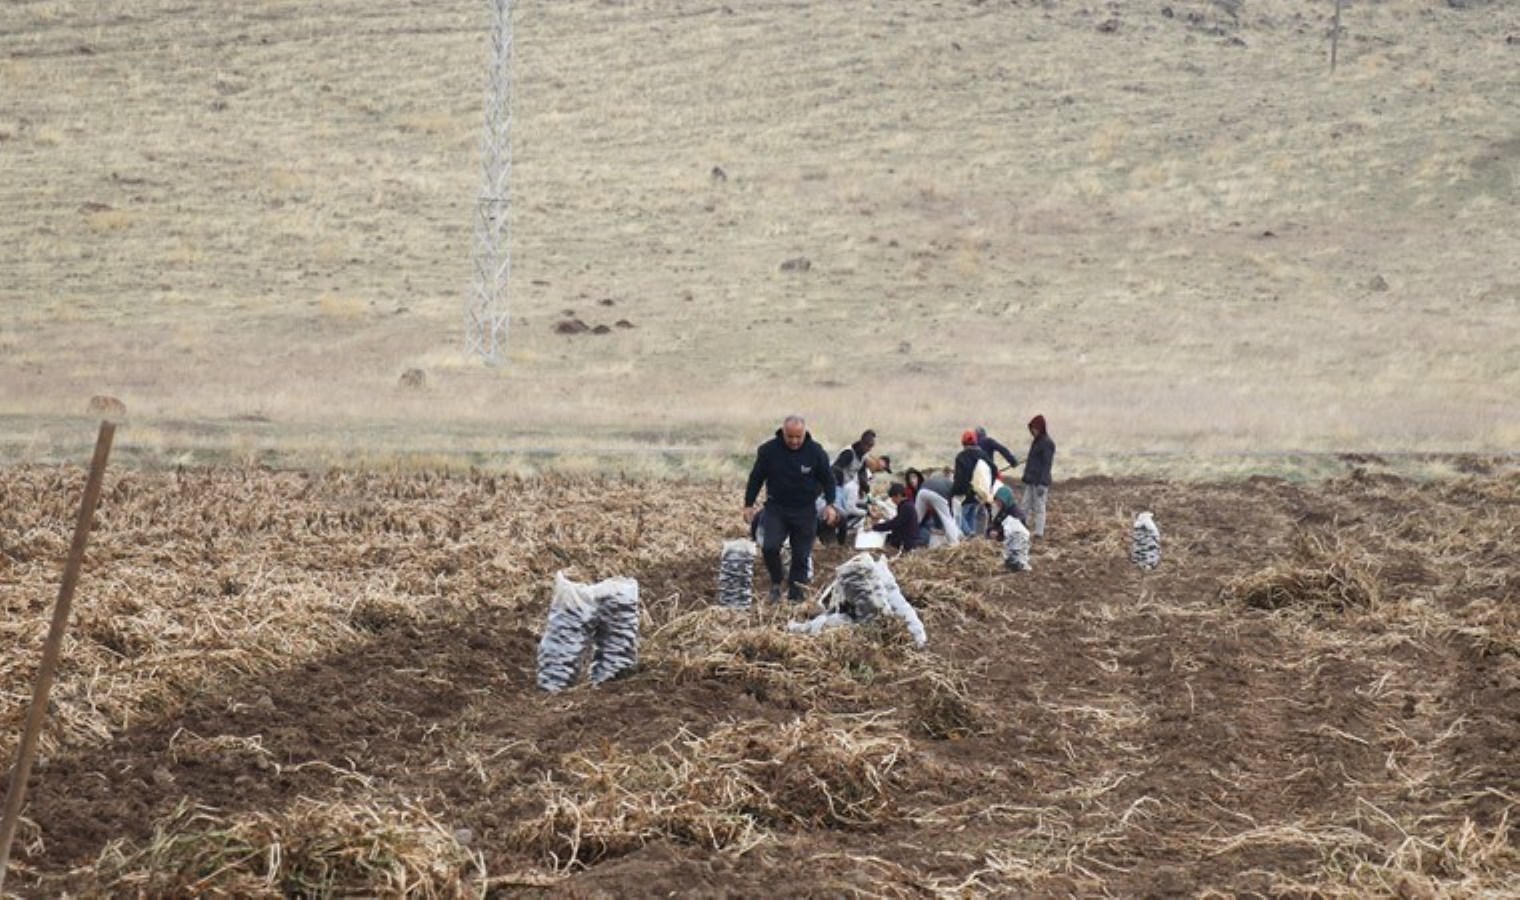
[1021,415,1055,537]
[951,430,994,536]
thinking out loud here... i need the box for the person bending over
[872,482,924,553]
[975,426,1020,471]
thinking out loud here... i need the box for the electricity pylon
[466,0,514,364]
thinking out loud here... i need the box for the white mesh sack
[717,539,756,609]
[1003,518,1032,572]
[870,555,928,648]
[828,552,892,622]
[590,577,641,684]
[536,573,599,692]
[1131,512,1161,571]
[786,611,857,636]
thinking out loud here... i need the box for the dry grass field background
[1,0,1517,471]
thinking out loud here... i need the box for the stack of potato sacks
[537,573,641,692]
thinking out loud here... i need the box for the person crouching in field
[987,477,1027,541]
[902,467,923,503]
[829,430,877,546]
[1022,415,1055,538]
[871,482,924,554]
[914,471,961,545]
[744,415,840,602]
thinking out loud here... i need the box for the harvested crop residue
[2,465,1515,895]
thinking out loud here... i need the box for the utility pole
[466,0,515,364]
[1330,0,1344,73]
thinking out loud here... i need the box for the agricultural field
[1,463,1516,895]
[2,0,1518,895]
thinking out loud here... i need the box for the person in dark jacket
[871,482,923,553]
[950,431,991,499]
[1021,414,1056,537]
[974,426,1020,471]
[951,430,993,537]
[744,415,839,601]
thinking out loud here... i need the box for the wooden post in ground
[1330,0,1344,73]
[0,421,115,895]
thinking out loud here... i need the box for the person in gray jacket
[914,472,962,545]
[1021,414,1056,537]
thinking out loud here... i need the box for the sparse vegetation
[1,0,1516,460]
[3,464,1515,895]
[88,798,482,898]
[1222,531,1383,612]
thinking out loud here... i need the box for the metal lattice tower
[466,0,515,363]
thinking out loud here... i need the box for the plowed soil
[2,464,1516,896]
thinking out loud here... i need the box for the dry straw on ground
[0,467,732,763]
[1221,531,1383,612]
[507,714,908,871]
[3,464,1516,895]
[85,798,483,898]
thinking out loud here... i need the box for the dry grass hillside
[1,0,1517,468]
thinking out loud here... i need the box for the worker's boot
[787,583,806,603]
[767,584,783,603]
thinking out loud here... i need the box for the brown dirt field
[1,464,1517,896]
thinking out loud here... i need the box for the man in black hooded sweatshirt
[744,415,839,602]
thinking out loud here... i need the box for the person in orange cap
[951,430,994,537]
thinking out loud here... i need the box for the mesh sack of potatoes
[1131,512,1161,571]
[716,539,756,609]
[1003,518,1032,572]
[789,553,926,646]
[537,574,642,691]
[537,573,599,692]
[590,577,641,684]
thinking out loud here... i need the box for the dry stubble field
[0,462,1516,896]
[0,0,1517,467]
[2,0,1519,897]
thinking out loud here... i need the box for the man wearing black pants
[743,415,839,602]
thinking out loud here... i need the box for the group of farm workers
[742,414,1056,602]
